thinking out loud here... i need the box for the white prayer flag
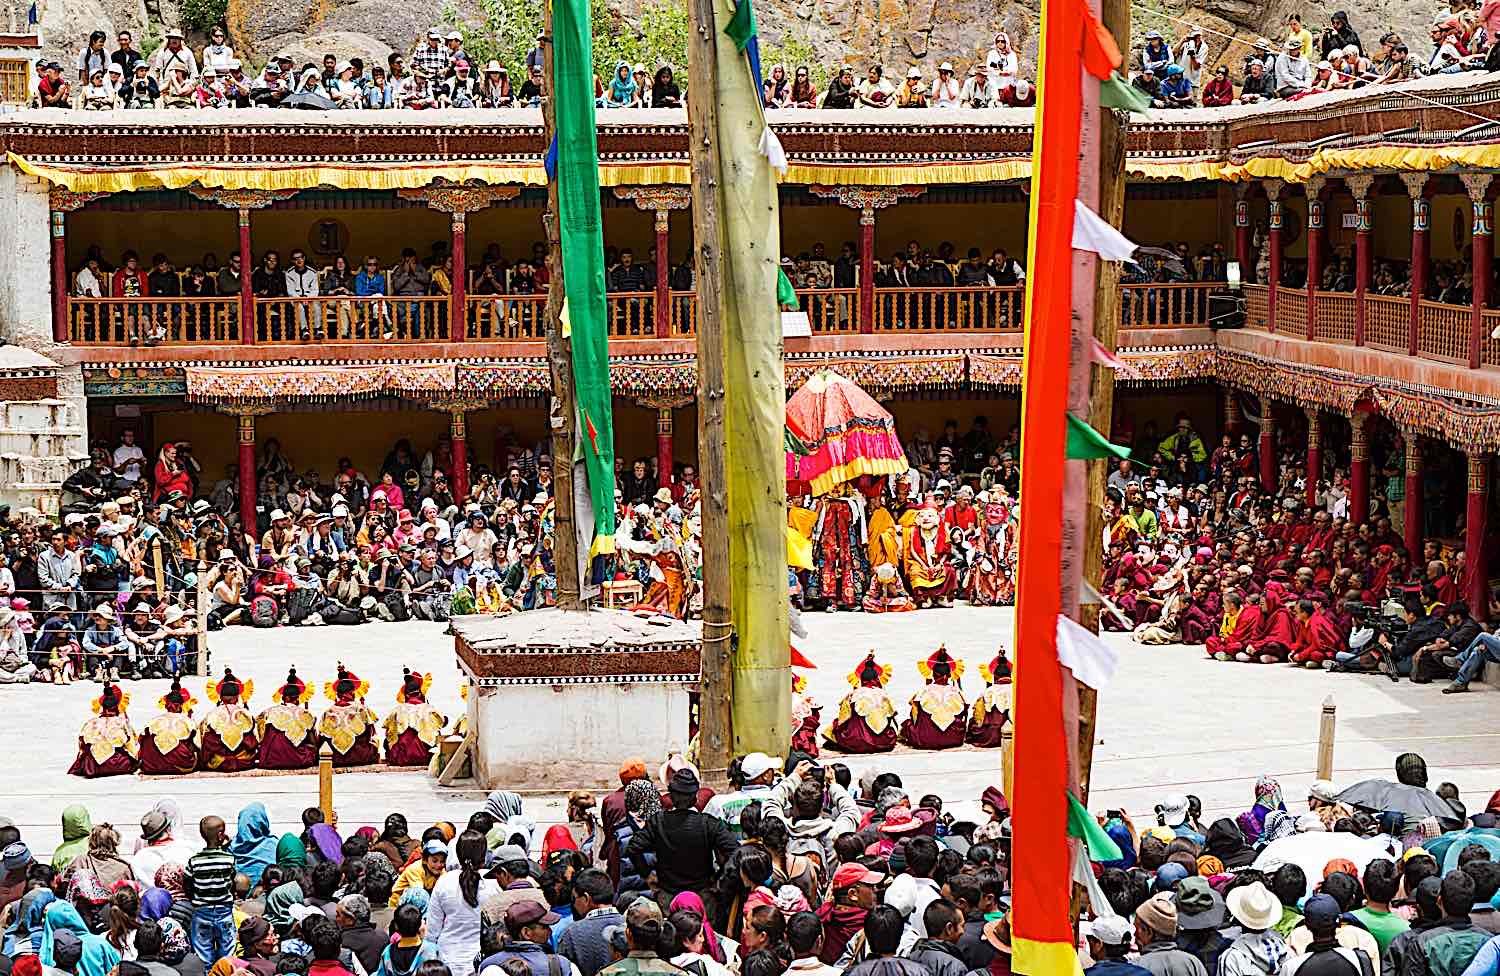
[1072,200,1138,261]
[1057,613,1120,691]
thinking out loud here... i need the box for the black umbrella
[282,90,335,110]
[1338,779,1462,826]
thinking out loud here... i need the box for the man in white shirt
[285,248,321,340]
[113,428,146,485]
[884,835,943,952]
[150,30,198,82]
[131,809,192,882]
[931,62,961,108]
[1175,27,1207,87]
[959,64,997,107]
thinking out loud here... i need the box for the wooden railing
[873,286,1023,332]
[69,296,241,344]
[1364,294,1409,353]
[668,291,696,336]
[1119,282,1216,328]
[1416,300,1469,364]
[252,296,450,343]
[468,293,546,340]
[1277,289,1308,338]
[1313,291,1356,344]
[607,291,656,337]
[1484,310,1500,369]
[1244,284,1268,330]
[802,288,860,334]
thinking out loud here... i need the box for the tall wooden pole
[1077,0,1128,804]
[541,7,583,611]
[685,0,732,781]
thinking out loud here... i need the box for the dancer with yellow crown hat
[257,668,319,770]
[823,651,897,753]
[319,664,379,767]
[68,682,138,777]
[384,667,447,766]
[139,676,199,774]
[900,646,968,750]
[198,668,258,772]
[966,648,1012,748]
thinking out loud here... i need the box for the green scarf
[275,833,307,869]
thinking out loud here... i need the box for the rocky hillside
[33,0,1430,88]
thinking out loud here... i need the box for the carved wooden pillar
[399,183,523,342]
[1259,400,1276,492]
[1345,174,1376,347]
[1266,180,1284,333]
[1464,173,1494,370]
[1468,452,1491,622]
[219,405,274,541]
[48,190,108,345]
[638,395,694,492]
[613,187,692,335]
[1350,412,1370,526]
[809,185,926,333]
[1402,173,1431,357]
[1305,408,1322,508]
[188,188,301,344]
[1305,177,1325,341]
[1234,184,1253,283]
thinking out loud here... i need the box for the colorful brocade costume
[966,650,1012,748]
[257,668,318,770]
[319,664,379,767]
[69,682,138,777]
[198,668,258,772]
[900,647,968,750]
[903,505,956,606]
[384,667,447,766]
[824,652,897,753]
[139,677,199,774]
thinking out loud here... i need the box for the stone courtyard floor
[6,605,1498,856]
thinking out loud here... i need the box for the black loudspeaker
[1208,291,1245,330]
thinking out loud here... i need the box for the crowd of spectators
[1129,9,1500,111]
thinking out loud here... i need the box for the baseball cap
[423,839,447,856]
[1303,893,1341,928]
[740,752,776,781]
[1159,794,1189,827]
[506,902,561,927]
[625,897,662,928]
[1085,915,1133,946]
[832,863,884,888]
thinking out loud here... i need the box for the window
[0,59,30,104]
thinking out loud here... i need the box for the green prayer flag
[724,0,755,51]
[1100,72,1151,114]
[1066,412,1130,461]
[776,267,800,310]
[1067,792,1123,862]
[554,0,616,555]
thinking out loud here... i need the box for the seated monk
[139,677,198,775]
[967,648,1012,748]
[823,651,897,754]
[319,664,380,767]
[1179,582,1221,645]
[790,672,821,758]
[1245,583,1296,663]
[68,682,138,778]
[903,504,955,608]
[384,667,447,767]
[632,537,689,618]
[257,668,318,770]
[900,647,968,750]
[1206,591,1262,661]
[862,562,915,613]
[1289,598,1343,668]
[198,668,258,772]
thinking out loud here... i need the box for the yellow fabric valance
[10,152,1036,193]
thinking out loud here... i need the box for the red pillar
[1469,186,1493,369]
[238,207,255,345]
[450,211,467,342]
[1267,195,1283,333]
[1354,192,1372,346]
[1350,414,1370,526]
[1467,452,1490,622]
[1259,404,1276,492]
[450,408,469,503]
[656,406,673,492]
[1305,410,1322,508]
[654,209,670,336]
[1234,194,1251,281]
[1406,176,1430,357]
[859,205,875,334]
[1305,185,1324,340]
[1403,437,1424,564]
[50,209,68,343]
[237,413,257,542]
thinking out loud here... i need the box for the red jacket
[111,269,149,297]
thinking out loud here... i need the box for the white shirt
[285,265,320,297]
[131,837,193,882]
[201,43,235,72]
[885,874,941,952]
[986,48,1018,87]
[784,959,842,976]
[114,442,146,482]
[76,266,103,297]
[1176,38,1206,86]
[427,872,500,976]
[931,76,961,108]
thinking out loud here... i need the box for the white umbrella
[1251,832,1400,897]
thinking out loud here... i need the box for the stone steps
[0,397,87,515]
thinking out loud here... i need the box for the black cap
[669,767,700,795]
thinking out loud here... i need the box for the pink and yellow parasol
[785,370,907,497]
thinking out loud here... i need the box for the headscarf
[354,826,378,846]
[153,864,187,902]
[1253,775,1286,814]
[276,833,307,869]
[491,816,536,855]
[155,918,189,965]
[609,61,636,102]
[1260,810,1298,845]
[397,887,430,914]
[66,868,110,907]
[625,779,661,821]
[52,805,92,871]
[670,891,725,964]
[139,888,173,922]
[15,889,57,950]
[307,824,343,866]
[40,902,121,976]
[484,791,523,822]
[263,881,305,934]
[229,803,278,885]
[541,825,578,864]
[1205,818,1257,869]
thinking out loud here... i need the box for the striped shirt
[185,848,236,906]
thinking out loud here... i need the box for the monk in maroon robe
[967,650,1011,748]
[384,667,446,767]
[139,677,198,775]
[318,664,380,767]
[1207,591,1262,660]
[257,668,318,770]
[1290,599,1344,667]
[69,682,138,778]
[1247,584,1297,663]
[198,668,258,772]
[1180,583,1221,645]
[824,652,897,754]
[900,647,968,750]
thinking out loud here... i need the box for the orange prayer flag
[1079,0,1122,79]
